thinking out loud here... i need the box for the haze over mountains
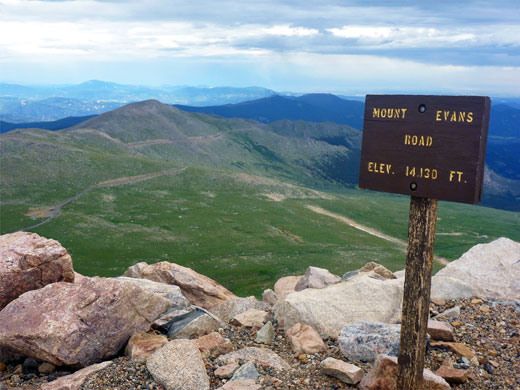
[0,81,276,122]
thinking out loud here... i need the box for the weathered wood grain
[397,196,438,390]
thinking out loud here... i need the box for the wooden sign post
[359,95,490,389]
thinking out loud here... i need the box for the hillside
[1,100,519,296]
[3,93,518,209]
[175,93,365,129]
[174,95,520,211]
[0,115,95,134]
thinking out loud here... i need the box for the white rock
[116,277,190,308]
[274,273,403,339]
[231,309,269,328]
[262,289,278,306]
[147,339,209,390]
[273,276,302,299]
[431,237,520,300]
[294,266,340,291]
[255,321,275,344]
[210,297,269,323]
[434,305,461,320]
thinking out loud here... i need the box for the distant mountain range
[0,115,97,134]
[2,98,519,210]
[175,93,365,130]
[0,81,276,122]
[1,86,519,210]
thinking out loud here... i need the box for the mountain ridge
[175,93,365,130]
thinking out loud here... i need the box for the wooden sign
[359,95,490,204]
[358,94,490,390]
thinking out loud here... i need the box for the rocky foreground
[0,232,518,390]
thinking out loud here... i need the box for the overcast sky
[1,0,519,95]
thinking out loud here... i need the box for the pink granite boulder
[0,232,74,310]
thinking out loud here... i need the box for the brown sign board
[359,95,490,204]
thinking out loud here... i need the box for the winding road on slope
[18,166,187,232]
[306,205,449,265]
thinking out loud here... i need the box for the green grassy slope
[1,100,518,297]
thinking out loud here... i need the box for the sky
[1,0,519,95]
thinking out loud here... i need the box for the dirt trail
[126,139,173,148]
[18,166,187,232]
[306,205,449,265]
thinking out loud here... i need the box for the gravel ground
[0,297,518,390]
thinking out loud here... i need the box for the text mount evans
[359,95,490,204]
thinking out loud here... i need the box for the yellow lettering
[427,136,433,146]
[412,135,418,145]
[419,136,425,146]
[368,162,373,172]
[404,134,410,145]
[386,164,391,174]
[449,171,464,182]
[372,107,407,119]
[379,163,384,173]
[436,110,474,123]
[450,112,457,122]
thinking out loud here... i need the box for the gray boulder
[159,307,222,339]
[254,321,275,345]
[338,322,401,362]
[231,361,259,381]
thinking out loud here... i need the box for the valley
[1,99,518,297]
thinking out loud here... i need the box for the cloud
[0,0,519,94]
